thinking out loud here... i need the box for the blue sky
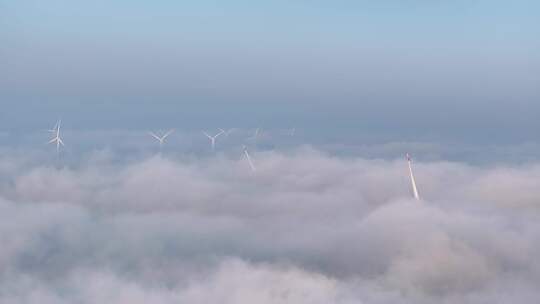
[1,0,538,142]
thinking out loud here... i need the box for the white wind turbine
[48,119,65,154]
[243,145,256,172]
[148,129,175,149]
[406,153,420,201]
[203,129,224,150]
[289,127,296,136]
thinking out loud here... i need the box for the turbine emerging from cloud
[203,130,224,151]
[407,153,420,200]
[47,119,65,154]
[148,129,175,149]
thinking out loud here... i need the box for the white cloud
[1,149,540,303]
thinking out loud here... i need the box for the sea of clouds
[1,145,539,303]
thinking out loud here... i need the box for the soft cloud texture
[1,148,540,303]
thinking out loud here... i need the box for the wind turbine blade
[245,152,256,172]
[162,129,175,139]
[48,138,57,144]
[148,132,161,141]
[220,128,231,137]
[59,138,65,146]
[246,128,257,141]
[202,131,212,139]
[49,121,58,133]
[407,153,420,200]
[243,147,256,172]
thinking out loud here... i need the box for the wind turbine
[407,153,420,201]
[148,129,175,149]
[203,130,224,150]
[289,127,296,136]
[48,119,64,154]
[243,145,256,172]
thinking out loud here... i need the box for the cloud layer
[1,148,540,303]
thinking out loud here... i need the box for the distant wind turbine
[148,129,175,149]
[48,119,64,154]
[243,145,256,172]
[289,127,296,136]
[203,130,224,150]
[407,153,420,200]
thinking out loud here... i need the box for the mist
[1,148,539,303]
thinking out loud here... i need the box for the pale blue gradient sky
[1,0,538,143]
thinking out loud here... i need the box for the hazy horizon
[1,0,539,144]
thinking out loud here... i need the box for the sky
[1,0,539,144]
